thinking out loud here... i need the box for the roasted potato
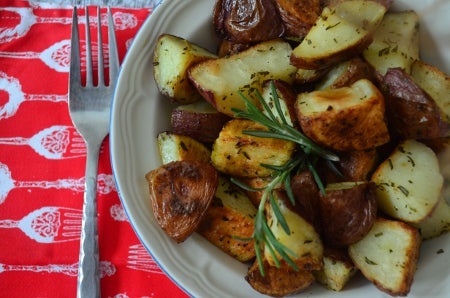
[319,182,377,247]
[153,34,217,104]
[295,79,390,151]
[295,67,329,85]
[348,217,421,297]
[273,0,321,38]
[290,0,387,69]
[410,59,450,122]
[157,132,211,164]
[217,39,252,57]
[381,67,450,140]
[171,100,231,143]
[410,196,450,240]
[265,189,323,270]
[211,119,296,177]
[246,257,316,297]
[363,10,419,77]
[213,0,285,43]
[371,139,443,223]
[145,161,218,243]
[313,248,358,291]
[261,80,298,127]
[290,171,321,229]
[197,176,257,262]
[315,57,375,90]
[189,39,297,117]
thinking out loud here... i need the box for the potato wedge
[382,67,450,140]
[410,59,450,122]
[261,80,298,127]
[411,196,450,240]
[171,100,231,143]
[273,0,321,38]
[314,248,358,292]
[320,182,377,247]
[153,34,217,104]
[189,39,297,117]
[157,132,211,165]
[348,217,421,297]
[145,161,218,243]
[295,79,390,151]
[362,10,419,77]
[290,0,387,69]
[246,257,316,297]
[371,140,443,223]
[197,176,257,262]
[265,189,323,270]
[211,119,296,177]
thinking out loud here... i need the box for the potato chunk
[371,140,443,223]
[189,39,297,117]
[349,217,421,296]
[145,161,218,243]
[153,34,217,104]
[157,132,211,165]
[411,196,450,240]
[211,119,296,177]
[295,79,389,151]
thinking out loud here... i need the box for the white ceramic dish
[110,0,450,297]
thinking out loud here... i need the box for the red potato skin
[213,0,285,43]
[319,182,377,247]
[290,171,321,230]
[381,67,450,140]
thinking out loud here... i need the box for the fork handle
[77,140,102,298]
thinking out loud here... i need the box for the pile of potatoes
[146,0,450,296]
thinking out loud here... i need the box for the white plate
[110,0,450,297]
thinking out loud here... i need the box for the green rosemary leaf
[254,241,265,275]
[284,174,296,205]
[270,81,288,125]
[269,191,290,235]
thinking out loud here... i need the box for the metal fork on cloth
[68,6,119,297]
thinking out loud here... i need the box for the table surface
[0,0,189,297]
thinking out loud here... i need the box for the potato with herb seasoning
[157,132,211,165]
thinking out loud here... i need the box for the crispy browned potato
[246,258,316,297]
[349,217,421,296]
[197,176,257,262]
[320,182,377,247]
[213,0,285,43]
[145,161,218,243]
[239,176,273,207]
[381,67,450,140]
[273,0,321,38]
[315,57,375,90]
[295,79,390,151]
[313,247,358,291]
[211,119,296,177]
[217,39,252,57]
[171,100,231,143]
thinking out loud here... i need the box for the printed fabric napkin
[0,0,188,297]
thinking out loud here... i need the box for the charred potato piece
[348,217,421,297]
[211,119,296,177]
[363,10,419,77]
[320,182,377,247]
[197,176,257,262]
[157,132,211,165]
[246,257,316,297]
[153,34,217,104]
[273,0,321,38]
[313,248,358,291]
[295,79,390,151]
[171,100,231,143]
[290,0,387,69]
[315,57,375,90]
[371,140,443,224]
[381,67,450,140]
[145,161,218,243]
[265,189,323,270]
[189,39,297,117]
[410,59,450,122]
[213,0,285,43]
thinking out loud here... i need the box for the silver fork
[68,6,119,298]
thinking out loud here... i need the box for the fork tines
[70,6,119,88]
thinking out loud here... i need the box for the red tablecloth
[0,1,188,297]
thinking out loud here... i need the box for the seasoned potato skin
[213,0,285,43]
[382,67,450,140]
[145,161,218,243]
[319,182,377,247]
[290,171,321,229]
[273,0,321,38]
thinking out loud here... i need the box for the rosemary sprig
[231,81,339,276]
